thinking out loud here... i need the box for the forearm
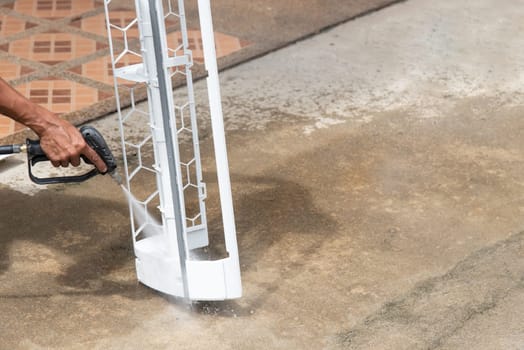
[0,77,58,136]
[0,78,107,171]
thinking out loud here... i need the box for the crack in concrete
[428,282,524,350]
[336,230,524,349]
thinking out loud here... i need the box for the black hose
[0,144,21,155]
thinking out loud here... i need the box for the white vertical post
[196,0,242,298]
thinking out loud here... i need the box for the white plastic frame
[104,0,241,301]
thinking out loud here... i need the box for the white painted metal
[104,0,242,300]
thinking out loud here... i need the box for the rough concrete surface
[1,0,524,349]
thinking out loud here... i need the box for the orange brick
[14,0,97,18]
[0,15,27,37]
[9,32,96,63]
[0,61,21,81]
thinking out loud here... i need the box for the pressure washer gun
[0,125,121,185]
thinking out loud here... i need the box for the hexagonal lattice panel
[105,0,207,243]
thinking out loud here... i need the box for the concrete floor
[1,0,524,349]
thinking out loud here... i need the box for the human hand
[38,118,108,173]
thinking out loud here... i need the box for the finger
[51,160,60,168]
[82,146,107,173]
[61,160,69,168]
[70,154,81,167]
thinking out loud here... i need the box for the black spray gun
[0,125,121,185]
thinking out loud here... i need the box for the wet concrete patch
[0,185,161,349]
[0,185,135,294]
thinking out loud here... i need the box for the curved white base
[135,236,242,300]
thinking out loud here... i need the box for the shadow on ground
[0,168,338,308]
[191,172,339,316]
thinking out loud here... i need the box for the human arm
[0,78,107,172]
